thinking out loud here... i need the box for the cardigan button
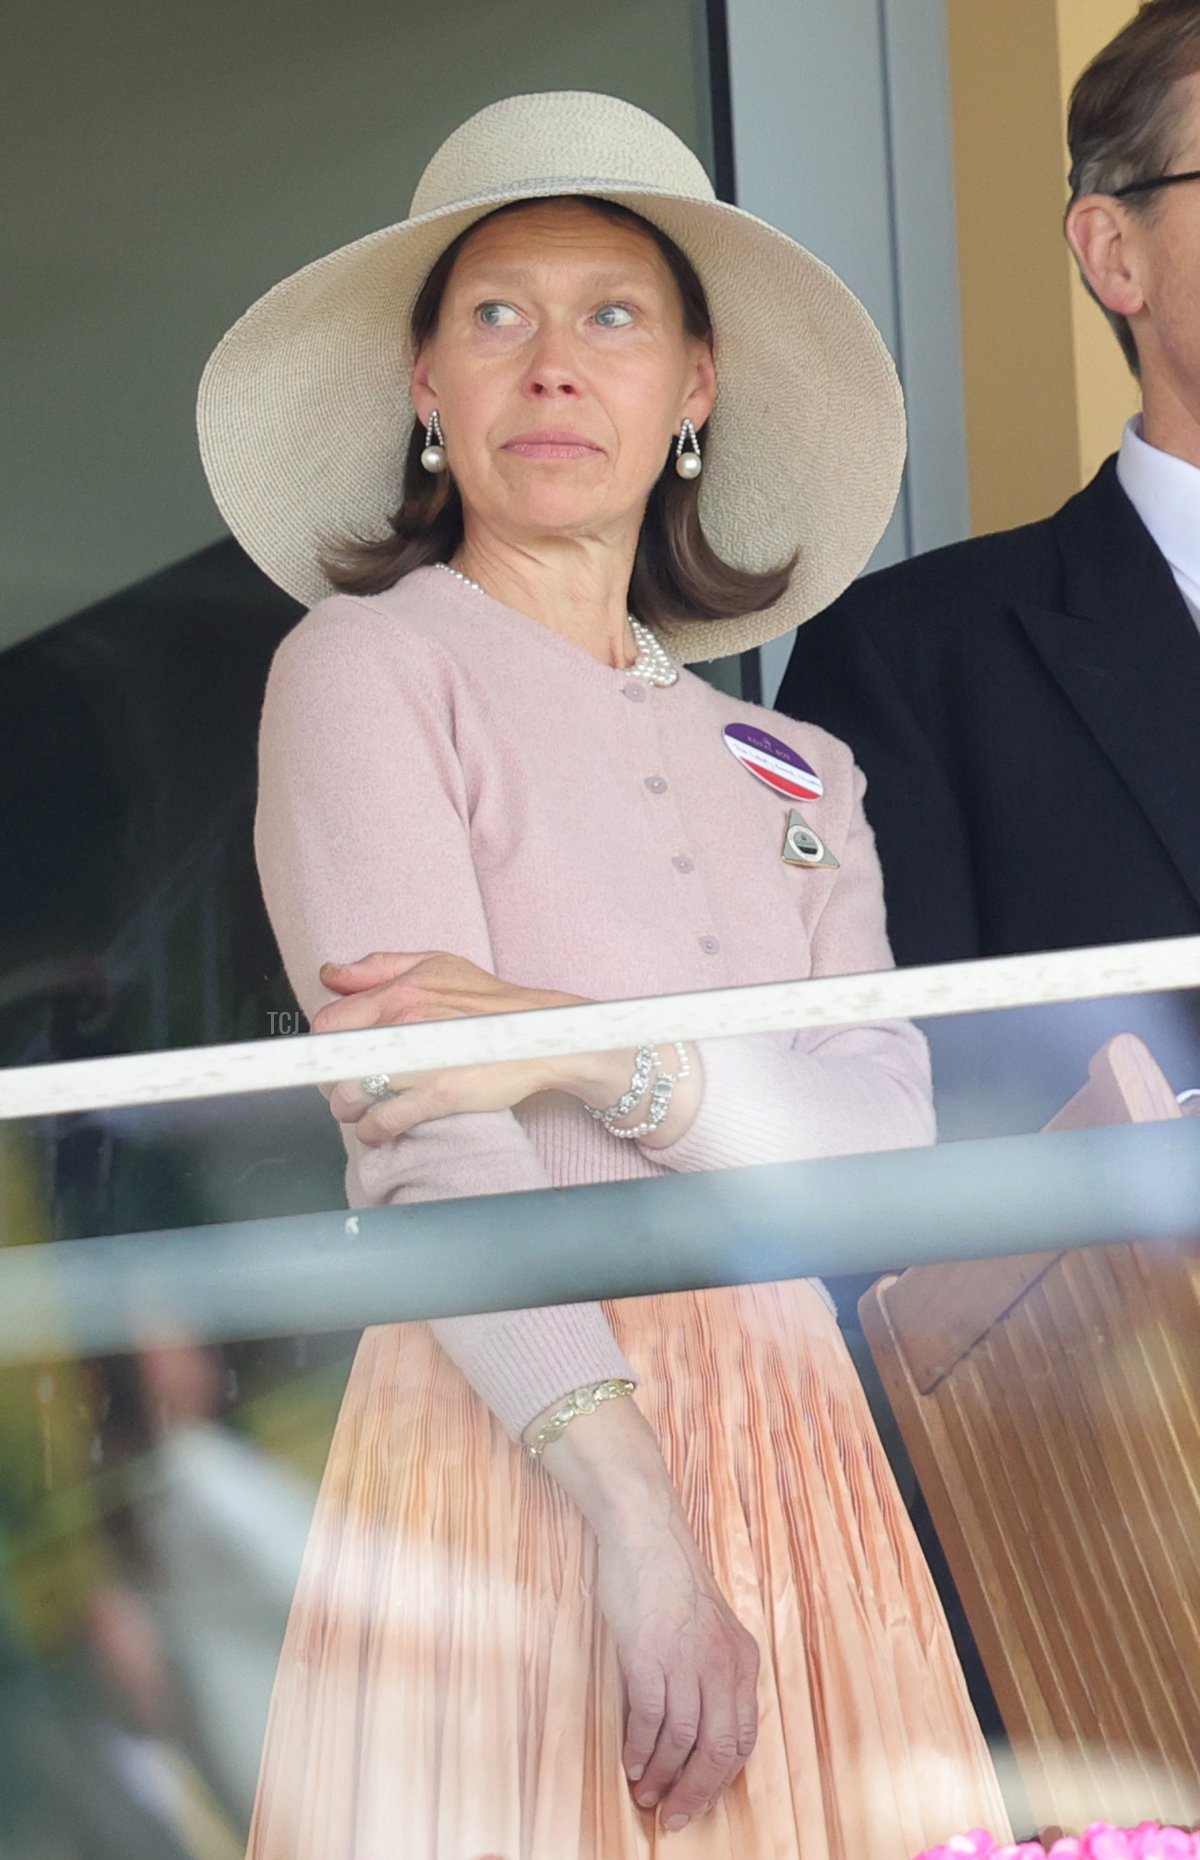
[699,934,721,955]
[644,775,668,794]
[623,681,647,702]
[672,854,695,873]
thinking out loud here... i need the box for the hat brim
[197,181,905,662]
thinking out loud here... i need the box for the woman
[198,92,1010,1859]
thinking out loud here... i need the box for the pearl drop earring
[674,418,702,480]
[420,411,447,473]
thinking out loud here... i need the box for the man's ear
[1065,194,1147,319]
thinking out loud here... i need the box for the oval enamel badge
[723,724,824,801]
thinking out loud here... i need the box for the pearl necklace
[435,561,678,688]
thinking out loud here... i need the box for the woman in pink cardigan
[198,92,1009,1860]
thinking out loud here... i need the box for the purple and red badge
[722,724,824,802]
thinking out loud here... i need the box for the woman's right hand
[596,1513,760,1834]
[532,1394,760,1834]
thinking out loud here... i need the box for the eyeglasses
[1109,167,1200,200]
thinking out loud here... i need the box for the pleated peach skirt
[248,1281,1010,1859]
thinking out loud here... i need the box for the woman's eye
[594,303,634,328]
[477,301,520,327]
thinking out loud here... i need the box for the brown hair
[1067,0,1200,374]
[320,197,795,628]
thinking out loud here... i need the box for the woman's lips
[503,431,603,460]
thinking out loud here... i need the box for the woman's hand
[314,951,582,1029]
[597,1518,760,1834]
[313,949,701,1147]
[533,1394,760,1833]
[312,950,587,1143]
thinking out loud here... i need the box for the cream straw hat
[197,90,905,662]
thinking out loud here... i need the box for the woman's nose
[529,373,580,397]
[522,328,584,398]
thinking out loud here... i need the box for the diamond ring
[360,1073,396,1100]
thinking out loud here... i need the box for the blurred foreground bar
[4,937,1200,1119]
[1,1118,1197,1362]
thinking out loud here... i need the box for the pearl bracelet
[526,1378,637,1459]
[597,1043,692,1139]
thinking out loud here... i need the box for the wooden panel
[879,1036,1181,1396]
[883,1251,1063,1395]
[860,1036,1200,1833]
[1044,1033,1181,1131]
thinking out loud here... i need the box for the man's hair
[1067,0,1200,374]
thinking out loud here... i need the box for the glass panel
[3,994,1199,1853]
[3,0,713,655]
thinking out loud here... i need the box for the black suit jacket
[778,458,1200,1127]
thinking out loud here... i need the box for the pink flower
[915,1829,1200,1860]
[1080,1829,1136,1860]
[913,1834,1009,1860]
[1123,1828,1198,1860]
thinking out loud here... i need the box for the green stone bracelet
[526,1378,637,1460]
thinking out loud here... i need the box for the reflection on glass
[0,1184,353,1857]
[4,1021,1200,1853]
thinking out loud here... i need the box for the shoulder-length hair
[320,197,794,630]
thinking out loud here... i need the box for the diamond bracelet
[526,1378,637,1459]
[585,1044,656,1126]
[588,1042,692,1139]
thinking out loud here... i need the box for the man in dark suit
[778,1,1200,1130]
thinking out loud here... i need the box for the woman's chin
[489,492,631,537]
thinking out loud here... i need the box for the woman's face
[411,200,716,549]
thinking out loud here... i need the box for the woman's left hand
[312,950,587,1145]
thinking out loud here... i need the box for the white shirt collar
[1116,416,1200,621]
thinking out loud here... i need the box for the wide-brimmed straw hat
[197,90,905,662]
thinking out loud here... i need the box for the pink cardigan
[254,567,934,1436]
